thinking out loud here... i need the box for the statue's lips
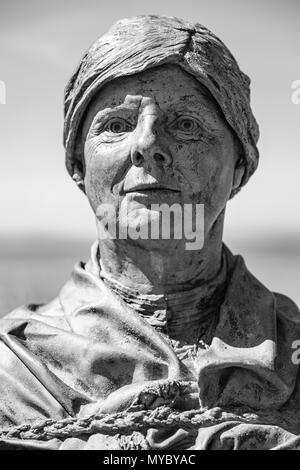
[124,184,180,194]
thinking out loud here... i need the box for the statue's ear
[72,139,86,193]
[230,136,245,197]
[232,159,245,192]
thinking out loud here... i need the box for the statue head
[63,15,259,249]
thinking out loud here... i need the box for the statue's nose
[130,114,172,169]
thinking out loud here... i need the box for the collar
[95,243,229,340]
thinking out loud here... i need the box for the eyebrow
[96,97,216,113]
[167,98,222,121]
[91,93,223,128]
[103,101,140,112]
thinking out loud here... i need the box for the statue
[0,15,299,450]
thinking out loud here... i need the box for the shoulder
[0,296,69,332]
[274,291,300,324]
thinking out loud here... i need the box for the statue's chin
[120,212,185,241]
[121,235,185,252]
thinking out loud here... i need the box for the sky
[0,0,299,244]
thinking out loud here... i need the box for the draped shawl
[0,243,300,449]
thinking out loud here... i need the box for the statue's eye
[174,116,199,133]
[104,118,132,133]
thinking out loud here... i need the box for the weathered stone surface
[0,15,298,450]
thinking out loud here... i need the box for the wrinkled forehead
[81,64,225,138]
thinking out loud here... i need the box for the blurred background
[0,0,299,314]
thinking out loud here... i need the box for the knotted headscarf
[64,15,259,196]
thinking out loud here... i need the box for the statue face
[82,64,241,246]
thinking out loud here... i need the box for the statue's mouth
[124,184,180,194]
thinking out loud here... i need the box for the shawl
[0,243,299,450]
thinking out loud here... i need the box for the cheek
[84,138,131,212]
[200,143,235,213]
[172,140,235,207]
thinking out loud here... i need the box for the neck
[97,213,225,296]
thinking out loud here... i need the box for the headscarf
[64,15,259,196]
